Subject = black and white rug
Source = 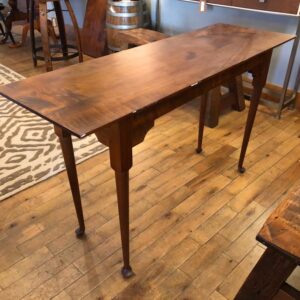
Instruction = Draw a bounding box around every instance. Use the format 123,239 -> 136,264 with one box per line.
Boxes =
0,64 -> 107,201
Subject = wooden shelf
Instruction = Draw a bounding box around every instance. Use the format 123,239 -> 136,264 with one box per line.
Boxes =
180,0 -> 300,16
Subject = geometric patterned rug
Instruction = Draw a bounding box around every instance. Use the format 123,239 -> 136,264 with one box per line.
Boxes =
0,64 -> 108,201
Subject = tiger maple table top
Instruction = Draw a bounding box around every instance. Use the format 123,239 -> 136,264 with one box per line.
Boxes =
257,185 -> 300,263
0,23 -> 294,137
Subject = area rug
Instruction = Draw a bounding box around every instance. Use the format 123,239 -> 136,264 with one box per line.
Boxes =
0,64 -> 108,201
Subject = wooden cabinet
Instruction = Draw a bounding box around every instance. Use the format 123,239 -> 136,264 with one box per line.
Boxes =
231,0 -> 300,15
207,0 -> 300,15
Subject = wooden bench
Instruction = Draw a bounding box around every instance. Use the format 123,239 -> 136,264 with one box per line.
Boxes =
235,186 -> 300,300
117,28 -> 245,128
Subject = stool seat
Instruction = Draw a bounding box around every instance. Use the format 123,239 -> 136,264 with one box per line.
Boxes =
117,28 -> 168,49
258,187 -> 300,263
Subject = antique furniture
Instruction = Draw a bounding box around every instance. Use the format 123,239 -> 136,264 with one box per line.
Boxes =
106,0 -> 149,52
0,3 -> 11,42
29,0 -> 83,72
0,0 -> 28,46
180,0 -> 300,118
235,185 -> 300,300
0,24 -> 293,278
117,27 -> 245,128
81,0 -> 107,58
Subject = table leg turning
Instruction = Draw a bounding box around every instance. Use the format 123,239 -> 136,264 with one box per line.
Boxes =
54,126 -> 86,237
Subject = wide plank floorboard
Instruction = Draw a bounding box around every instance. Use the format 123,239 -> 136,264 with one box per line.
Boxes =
0,35 -> 299,299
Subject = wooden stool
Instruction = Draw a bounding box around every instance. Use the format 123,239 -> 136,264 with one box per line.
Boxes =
118,28 -> 244,128
117,28 -> 167,50
0,0 -> 27,46
205,76 -> 245,128
235,186 -> 300,300
29,0 -> 83,72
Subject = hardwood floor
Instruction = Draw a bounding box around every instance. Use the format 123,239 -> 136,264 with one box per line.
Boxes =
0,34 -> 300,300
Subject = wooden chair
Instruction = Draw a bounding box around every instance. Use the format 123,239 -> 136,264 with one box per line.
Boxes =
117,28 -> 245,128
235,186 -> 300,300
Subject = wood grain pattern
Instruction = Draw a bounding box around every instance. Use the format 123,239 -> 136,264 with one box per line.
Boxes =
81,0 -> 107,57
257,185 -> 300,263
234,185 -> 300,300
0,23 -> 295,278
0,23 -> 294,137
0,42 -> 300,297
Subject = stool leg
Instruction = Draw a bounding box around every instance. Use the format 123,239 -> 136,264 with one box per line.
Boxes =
39,1 -> 52,71
53,0 -> 68,59
234,248 -> 297,300
0,22 -> 5,36
64,0 -> 83,63
29,0 -> 37,67
230,75 -> 245,112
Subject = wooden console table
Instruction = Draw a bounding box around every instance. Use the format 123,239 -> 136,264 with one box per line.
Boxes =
179,0 -> 300,118
0,24 -> 293,278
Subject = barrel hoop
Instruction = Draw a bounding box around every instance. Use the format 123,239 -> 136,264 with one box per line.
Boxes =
107,12 -> 138,18
108,0 -> 142,7
107,11 -> 147,17
106,23 -> 139,30
108,45 -> 121,52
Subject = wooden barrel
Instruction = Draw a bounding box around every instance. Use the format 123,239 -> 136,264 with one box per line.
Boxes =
106,0 -> 149,52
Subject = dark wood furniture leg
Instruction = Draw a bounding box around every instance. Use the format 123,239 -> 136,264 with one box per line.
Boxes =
53,0 -> 68,59
196,93 -> 208,153
39,0 -> 52,71
238,51 -> 272,173
0,21 -> 5,36
64,0 -> 83,63
230,75 -> 246,112
54,126 -> 85,238
234,248 -> 297,300
29,0 -> 37,67
96,119 -> 135,278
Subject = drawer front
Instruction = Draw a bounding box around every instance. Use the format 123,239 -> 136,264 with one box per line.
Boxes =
207,0 -> 232,5
231,0 -> 300,14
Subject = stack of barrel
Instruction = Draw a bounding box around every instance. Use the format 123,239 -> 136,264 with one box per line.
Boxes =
106,0 -> 149,52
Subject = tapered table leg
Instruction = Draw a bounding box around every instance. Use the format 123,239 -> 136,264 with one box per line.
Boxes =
54,126 -> 85,238
101,119 -> 134,278
238,52 -> 272,173
196,93 -> 208,153
115,170 -> 133,278
234,248 -> 297,300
